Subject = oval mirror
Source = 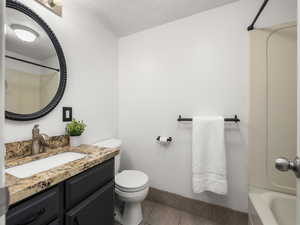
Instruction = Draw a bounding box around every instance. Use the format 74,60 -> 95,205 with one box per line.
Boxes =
5,0 -> 67,121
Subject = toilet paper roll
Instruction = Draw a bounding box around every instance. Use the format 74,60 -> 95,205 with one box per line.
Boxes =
156,136 -> 172,143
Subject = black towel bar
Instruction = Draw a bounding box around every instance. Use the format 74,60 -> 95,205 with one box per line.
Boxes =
177,115 -> 240,123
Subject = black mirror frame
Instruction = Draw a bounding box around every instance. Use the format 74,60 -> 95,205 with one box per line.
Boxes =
5,0 -> 67,121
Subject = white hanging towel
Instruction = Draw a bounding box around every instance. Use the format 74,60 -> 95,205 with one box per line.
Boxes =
192,116 -> 227,195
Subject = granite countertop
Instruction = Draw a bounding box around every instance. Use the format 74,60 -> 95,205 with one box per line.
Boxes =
5,144 -> 119,205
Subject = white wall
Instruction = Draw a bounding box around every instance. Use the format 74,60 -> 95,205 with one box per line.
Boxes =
118,0 -> 297,212
5,0 -> 118,144
0,0 -> 5,223
297,1 -> 300,224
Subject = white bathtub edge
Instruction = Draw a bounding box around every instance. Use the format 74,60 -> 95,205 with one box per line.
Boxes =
249,192 -> 279,225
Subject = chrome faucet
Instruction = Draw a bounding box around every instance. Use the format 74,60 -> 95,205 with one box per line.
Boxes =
32,125 -> 50,155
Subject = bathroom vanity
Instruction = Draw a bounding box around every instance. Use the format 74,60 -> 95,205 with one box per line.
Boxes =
2,0 -> 120,223
5,143 -> 119,225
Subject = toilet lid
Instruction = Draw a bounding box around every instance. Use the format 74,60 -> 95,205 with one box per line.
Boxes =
115,170 -> 149,192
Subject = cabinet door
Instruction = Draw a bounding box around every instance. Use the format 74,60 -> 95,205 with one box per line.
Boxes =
65,159 -> 114,210
48,219 -> 60,225
65,180 -> 114,225
7,186 -> 60,225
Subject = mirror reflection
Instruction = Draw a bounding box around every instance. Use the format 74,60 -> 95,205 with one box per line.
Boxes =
5,7 -> 60,115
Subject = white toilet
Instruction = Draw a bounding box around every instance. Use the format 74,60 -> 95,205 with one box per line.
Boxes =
94,139 -> 149,225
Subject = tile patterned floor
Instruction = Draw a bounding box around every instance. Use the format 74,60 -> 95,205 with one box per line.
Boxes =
115,200 -> 248,225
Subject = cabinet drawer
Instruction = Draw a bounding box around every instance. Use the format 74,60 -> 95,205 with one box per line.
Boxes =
65,158 -> 114,210
65,180 -> 114,225
7,186 -> 60,225
48,219 -> 60,225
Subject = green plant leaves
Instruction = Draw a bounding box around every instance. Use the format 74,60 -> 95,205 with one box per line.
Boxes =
66,119 -> 86,136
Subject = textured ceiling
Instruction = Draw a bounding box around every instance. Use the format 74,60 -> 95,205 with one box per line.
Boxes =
73,0 -> 239,37
6,7 -> 57,61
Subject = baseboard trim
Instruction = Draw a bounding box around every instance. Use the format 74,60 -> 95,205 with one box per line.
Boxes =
147,187 -> 248,224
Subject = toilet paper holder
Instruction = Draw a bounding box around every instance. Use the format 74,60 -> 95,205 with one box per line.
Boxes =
156,136 -> 172,143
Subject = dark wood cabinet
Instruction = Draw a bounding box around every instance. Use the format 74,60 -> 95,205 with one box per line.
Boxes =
7,186 -> 60,225
65,181 -> 114,225
7,159 -> 115,225
65,159 -> 114,210
48,219 -> 61,225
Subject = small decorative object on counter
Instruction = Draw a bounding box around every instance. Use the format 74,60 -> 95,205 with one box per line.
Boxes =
66,119 -> 86,147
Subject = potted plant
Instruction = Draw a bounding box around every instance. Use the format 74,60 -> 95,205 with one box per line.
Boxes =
66,119 -> 87,147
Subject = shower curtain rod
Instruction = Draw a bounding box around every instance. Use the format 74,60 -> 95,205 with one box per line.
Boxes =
5,55 -> 60,72
247,0 -> 269,31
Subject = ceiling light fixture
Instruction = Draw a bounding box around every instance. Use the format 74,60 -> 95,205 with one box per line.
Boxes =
10,24 -> 39,42
48,0 -> 59,7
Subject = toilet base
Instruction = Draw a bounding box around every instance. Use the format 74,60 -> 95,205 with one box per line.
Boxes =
115,187 -> 149,225
114,207 -> 123,224
115,202 -> 143,225
122,202 -> 143,225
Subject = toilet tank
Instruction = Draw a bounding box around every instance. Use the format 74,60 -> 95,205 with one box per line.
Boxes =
93,139 -> 122,174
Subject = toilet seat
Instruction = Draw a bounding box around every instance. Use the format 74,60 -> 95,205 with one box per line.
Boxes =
115,170 -> 149,192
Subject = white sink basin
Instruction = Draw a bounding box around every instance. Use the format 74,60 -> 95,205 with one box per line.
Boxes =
6,152 -> 87,178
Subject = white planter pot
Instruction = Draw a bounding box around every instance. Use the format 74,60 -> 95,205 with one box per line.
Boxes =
69,136 -> 81,147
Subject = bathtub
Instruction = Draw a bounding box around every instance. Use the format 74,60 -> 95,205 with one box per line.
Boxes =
249,191 -> 296,225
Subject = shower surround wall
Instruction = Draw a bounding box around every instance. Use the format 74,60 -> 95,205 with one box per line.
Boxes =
118,0 -> 296,212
